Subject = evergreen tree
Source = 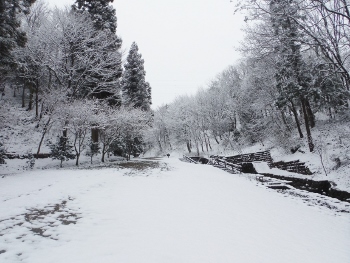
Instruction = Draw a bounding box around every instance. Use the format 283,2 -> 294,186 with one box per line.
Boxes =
72,0 -> 122,105
0,0 -> 36,78
109,135 -> 143,160
0,141 -> 6,164
72,0 -> 117,34
86,141 -> 100,164
25,152 -> 35,169
270,0 -> 314,152
122,42 -> 152,111
49,136 -> 75,168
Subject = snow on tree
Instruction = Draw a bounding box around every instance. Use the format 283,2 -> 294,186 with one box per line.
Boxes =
85,141 -> 100,164
72,0 -> 118,34
121,42 -> 152,111
268,0 -> 315,151
116,109 -> 150,160
146,104 -> 173,153
0,3 -> 145,163
36,9 -> 122,101
164,96 -> 196,154
72,0 -> 122,105
34,87 -> 69,156
25,151 -> 35,169
150,66 -> 242,155
234,0 -> 350,151
12,1 -> 50,116
0,0 -> 36,79
238,13 -> 308,143
97,105 -> 149,162
0,140 -> 6,164
66,99 -> 101,166
291,0 -> 350,90
49,135 -> 75,168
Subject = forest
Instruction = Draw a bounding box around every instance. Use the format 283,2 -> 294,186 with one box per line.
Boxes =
1,0 -> 350,173
0,0 -> 152,166
149,0 -> 350,166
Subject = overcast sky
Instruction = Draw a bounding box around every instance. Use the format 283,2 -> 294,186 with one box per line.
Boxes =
46,0 -> 245,108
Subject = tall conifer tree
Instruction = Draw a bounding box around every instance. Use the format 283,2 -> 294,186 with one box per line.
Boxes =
122,42 -> 152,111
73,0 -> 117,34
72,0 -> 122,105
270,0 -> 314,152
0,0 -> 35,78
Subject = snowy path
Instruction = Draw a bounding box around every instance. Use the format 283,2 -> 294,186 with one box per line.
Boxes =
0,158 -> 349,263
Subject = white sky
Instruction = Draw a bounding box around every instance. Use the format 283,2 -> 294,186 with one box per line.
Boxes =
46,0 -> 245,108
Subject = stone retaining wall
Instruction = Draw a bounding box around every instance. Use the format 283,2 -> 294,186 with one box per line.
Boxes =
270,160 -> 312,175
262,173 -> 350,202
225,151 -> 273,165
223,150 -> 312,175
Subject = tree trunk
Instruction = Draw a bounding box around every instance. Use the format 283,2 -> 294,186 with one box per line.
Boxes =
305,98 -> 315,128
39,101 -> 44,120
186,141 -> 191,153
233,114 -> 237,130
35,80 -> 39,118
36,117 -> 51,156
62,120 -> 68,138
37,135 -> 45,156
301,97 -> 314,152
195,139 -> 200,156
204,134 -> 209,152
200,137 -> 204,152
74,136 -> 79,166
214,136 -> 220,144
157,138 -> 163,152
165,128 -> 172,150
289,100 -> 303,138
28,83 -> 33,110
75,153 -> 80,166
101,144 -> 106,162
22,84 -> 25,108
168,140 -> 173,151
48,67 -> 52,90
206,134 -> 212,150
280,109 -> 291,132
328,107 -> 333,119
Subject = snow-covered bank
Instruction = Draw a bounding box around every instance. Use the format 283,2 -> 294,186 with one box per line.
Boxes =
0,158 -> 349,263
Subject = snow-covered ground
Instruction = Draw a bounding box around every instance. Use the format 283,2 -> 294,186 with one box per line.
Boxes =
0,157 -> 349,263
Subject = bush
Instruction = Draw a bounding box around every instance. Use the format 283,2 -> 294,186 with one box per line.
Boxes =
25,152 -> 35,169
49,136 -> 75,167
0,141 -> 6,165
86,142 -> 100,164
